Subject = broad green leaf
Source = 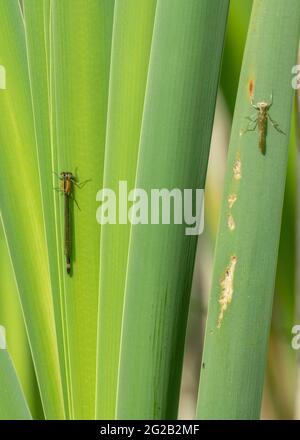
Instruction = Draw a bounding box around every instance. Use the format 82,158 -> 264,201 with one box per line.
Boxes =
117,0 -> 229,419
23,0 -> 70,416
197,0 -> 300,420
0,0 -> 65,419
96,0 -> 157,419
50,0 -> 114,419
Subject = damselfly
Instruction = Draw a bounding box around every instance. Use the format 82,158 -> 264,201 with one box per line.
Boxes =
241,93 -> 285,155
54,171 -> 89,275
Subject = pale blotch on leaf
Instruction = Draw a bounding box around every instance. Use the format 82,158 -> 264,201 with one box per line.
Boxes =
227,213 -> 236,231
228,194 -> 237,209
217,256 -> 237,328
233,156 -> 242,180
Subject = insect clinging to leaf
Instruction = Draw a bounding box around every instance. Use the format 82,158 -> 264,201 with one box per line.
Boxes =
240,93 -> 285,155
54,171 -> 90,275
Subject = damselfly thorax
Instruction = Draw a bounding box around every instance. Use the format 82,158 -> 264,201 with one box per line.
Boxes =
61,172 -> 73,196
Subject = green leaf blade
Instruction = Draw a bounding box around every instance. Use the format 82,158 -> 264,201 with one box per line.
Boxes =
0,345 -> 32,420
23,0 -> 70,416
117,0 -> 229,419
197,0 -> 300,420
96,0 -> 157,419
50,0 -> 114,419
0,0 -> 65,420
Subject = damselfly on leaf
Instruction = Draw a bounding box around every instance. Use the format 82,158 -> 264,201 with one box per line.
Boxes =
54,171 -> 89,275
240,93 -> 285,155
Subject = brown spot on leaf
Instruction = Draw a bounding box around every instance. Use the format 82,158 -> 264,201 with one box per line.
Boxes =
248,79 -> 254,99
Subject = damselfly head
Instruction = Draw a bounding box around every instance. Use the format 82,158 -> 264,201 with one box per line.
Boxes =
60,171 -> 73,180
257,102 -> 269,112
